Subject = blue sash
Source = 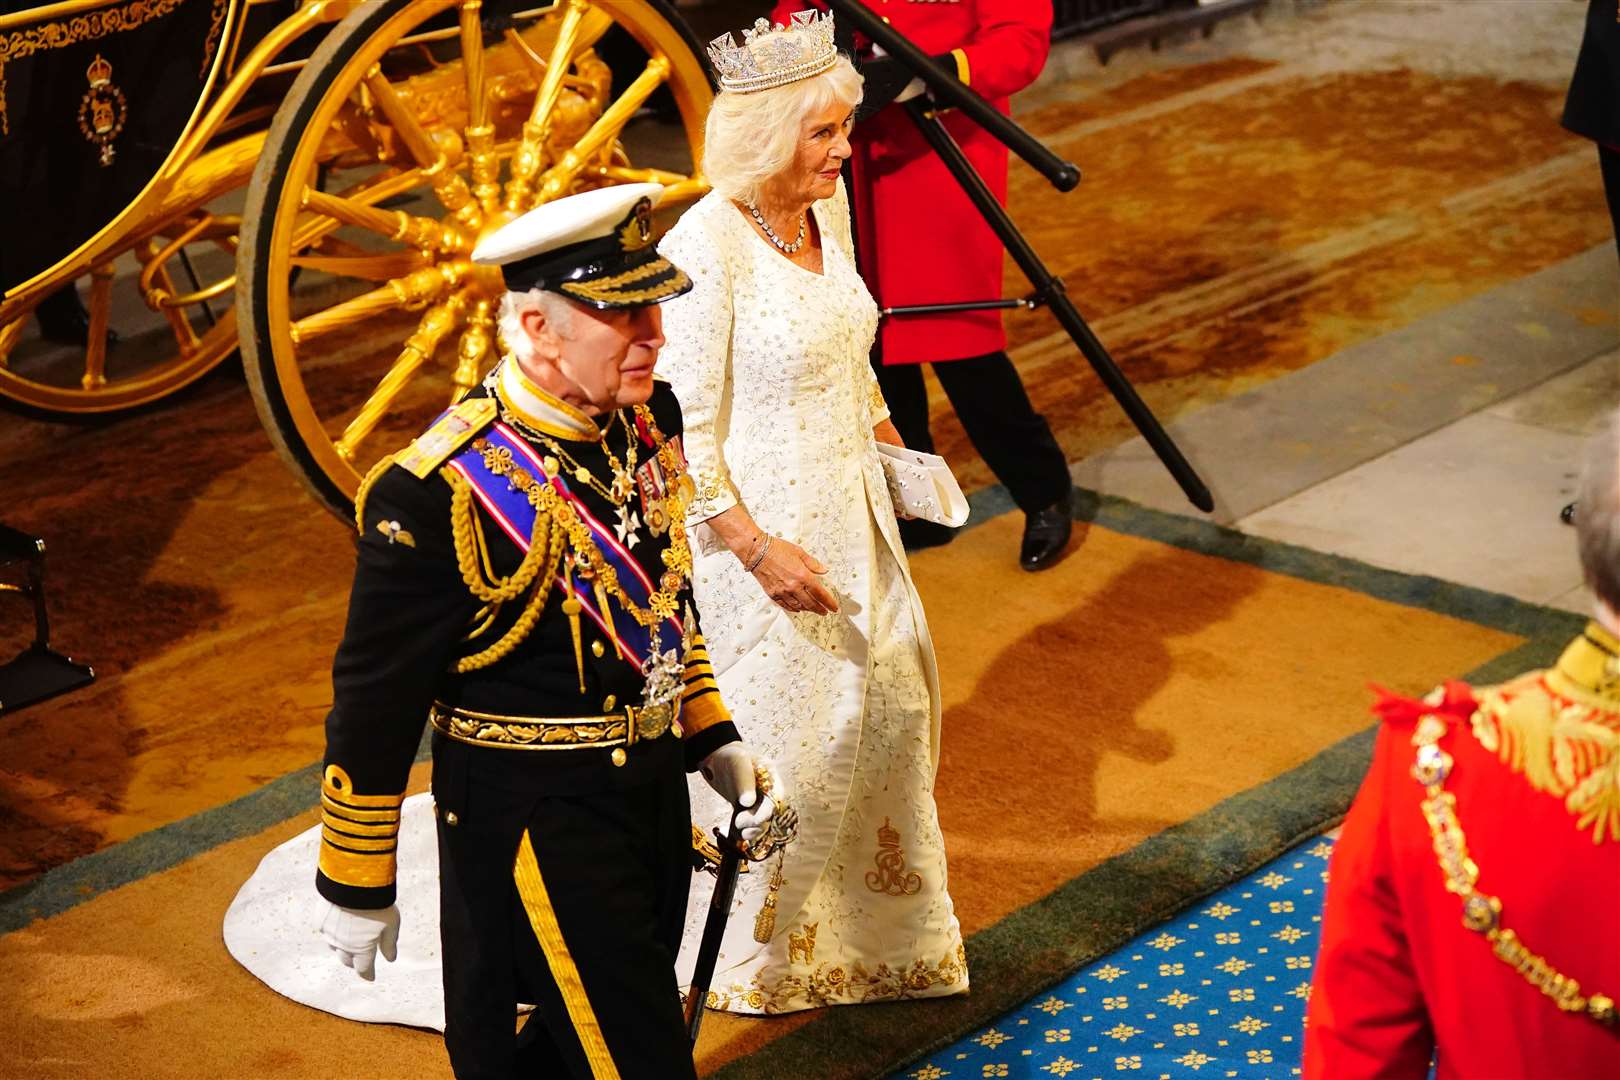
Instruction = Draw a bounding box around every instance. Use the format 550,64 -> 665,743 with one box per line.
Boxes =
446,421 -> 681,666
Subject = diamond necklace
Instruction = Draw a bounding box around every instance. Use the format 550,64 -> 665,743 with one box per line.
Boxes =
746,200 -> 807,254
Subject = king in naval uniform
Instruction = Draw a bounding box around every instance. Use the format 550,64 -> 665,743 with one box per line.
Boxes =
311,183 -> 781,1080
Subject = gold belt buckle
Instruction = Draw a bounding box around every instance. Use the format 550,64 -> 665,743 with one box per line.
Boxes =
632,701 -> 674,743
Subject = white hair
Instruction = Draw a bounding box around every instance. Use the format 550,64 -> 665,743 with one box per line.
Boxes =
702,55 -> 863,206
496,287 -> 576,361
1578,410 -> 1620,613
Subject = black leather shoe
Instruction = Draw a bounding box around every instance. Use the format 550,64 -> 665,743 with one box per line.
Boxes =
899,517 -> 957,551
1019,494 -> 1074,572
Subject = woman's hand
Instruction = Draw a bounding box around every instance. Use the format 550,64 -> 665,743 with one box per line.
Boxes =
752,536 -> 840,615
874,418 -> 905,448
704,505 -> 839,614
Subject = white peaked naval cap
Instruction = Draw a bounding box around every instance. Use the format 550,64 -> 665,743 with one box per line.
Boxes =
471,183 -> 691,309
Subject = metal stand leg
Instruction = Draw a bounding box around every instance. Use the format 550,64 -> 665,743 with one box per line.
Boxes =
901,100 -> 1214,513
0,524 -> 95,716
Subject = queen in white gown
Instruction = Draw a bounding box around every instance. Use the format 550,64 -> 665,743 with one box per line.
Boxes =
659,23 -> 966,1015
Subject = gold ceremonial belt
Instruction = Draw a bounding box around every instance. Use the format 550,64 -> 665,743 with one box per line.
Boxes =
429,700 -> 679,751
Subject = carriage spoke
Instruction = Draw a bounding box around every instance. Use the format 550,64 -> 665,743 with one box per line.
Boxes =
80,264 -> 116,391
335,292 -> 470,461
303,188 -> 468,256
290,251 -> 431,282
362,67 -> 481,231
592,163 -> 688,186
459,1 -> 503,216
535,56 -> 668,204
452,297 -> 497,400
291,262 -> 467,347
503,0 -> 588,214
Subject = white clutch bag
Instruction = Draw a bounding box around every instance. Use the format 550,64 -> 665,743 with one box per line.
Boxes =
876,444 -> 969,527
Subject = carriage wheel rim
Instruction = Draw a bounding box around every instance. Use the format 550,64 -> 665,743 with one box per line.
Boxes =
250,0 -> 712,516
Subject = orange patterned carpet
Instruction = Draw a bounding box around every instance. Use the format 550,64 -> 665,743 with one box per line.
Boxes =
925,61 -> 1610,491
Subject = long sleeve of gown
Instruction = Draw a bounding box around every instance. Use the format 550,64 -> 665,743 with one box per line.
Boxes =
657,215 -> 740,523
824,180 -> 892,429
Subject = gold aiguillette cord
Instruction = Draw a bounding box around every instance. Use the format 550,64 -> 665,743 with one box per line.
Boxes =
562,562 -> 586,693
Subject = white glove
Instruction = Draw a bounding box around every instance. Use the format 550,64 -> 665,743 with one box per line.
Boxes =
318,899 -> 400,981
895,76 -> 927,103
699,742 -> 780,844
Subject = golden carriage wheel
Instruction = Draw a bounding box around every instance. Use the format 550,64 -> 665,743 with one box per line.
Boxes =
239,0 -> 712,520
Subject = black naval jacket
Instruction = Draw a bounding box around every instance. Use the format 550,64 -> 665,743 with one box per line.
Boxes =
1566,0 -> 1620,148
315,379 -> 739,910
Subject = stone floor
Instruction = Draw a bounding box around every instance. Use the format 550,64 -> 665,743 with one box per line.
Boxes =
1044,0 -> 1618,617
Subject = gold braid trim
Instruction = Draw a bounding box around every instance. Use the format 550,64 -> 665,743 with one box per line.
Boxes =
353,454 -> 397,535
445,468 -> 556,603
1411,715 -> 1617,1030
471,414 -> 694,631
453,503 -> 569,673
1468,631 -> 1620,844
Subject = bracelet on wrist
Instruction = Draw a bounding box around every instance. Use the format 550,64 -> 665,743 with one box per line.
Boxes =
745,534 -> 772,573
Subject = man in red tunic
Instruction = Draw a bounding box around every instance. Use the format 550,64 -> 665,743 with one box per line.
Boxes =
1303,416 -> 1620,1077
771,0 -> 1074,570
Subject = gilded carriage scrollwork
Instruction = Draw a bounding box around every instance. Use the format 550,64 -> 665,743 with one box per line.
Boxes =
1,0 -> 714,512
0,0 -> 211,134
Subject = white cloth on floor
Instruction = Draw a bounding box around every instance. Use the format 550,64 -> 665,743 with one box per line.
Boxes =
224,793 -> 447,1031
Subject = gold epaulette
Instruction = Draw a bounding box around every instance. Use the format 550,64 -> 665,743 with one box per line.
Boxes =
1469,624 -> 1620,846
395,397 -> 499,479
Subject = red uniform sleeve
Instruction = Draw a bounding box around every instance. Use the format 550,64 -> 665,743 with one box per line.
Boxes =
1303,721 -> 1436,1078
955,0 -> 1051,100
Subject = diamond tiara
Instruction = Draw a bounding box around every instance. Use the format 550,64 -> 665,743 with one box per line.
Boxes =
707,10 -> 837,94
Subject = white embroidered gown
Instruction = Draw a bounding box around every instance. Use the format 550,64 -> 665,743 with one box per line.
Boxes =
658,179 -> 968,1014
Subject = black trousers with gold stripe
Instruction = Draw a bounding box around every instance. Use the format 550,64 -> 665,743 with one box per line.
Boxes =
433,734 -> 697,1080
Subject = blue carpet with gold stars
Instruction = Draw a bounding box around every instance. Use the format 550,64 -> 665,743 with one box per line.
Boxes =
891,835 -> 1335,1080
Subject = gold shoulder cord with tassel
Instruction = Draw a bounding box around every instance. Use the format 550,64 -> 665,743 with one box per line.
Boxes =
442,468 -> 568,673
353,453 -> 397,535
